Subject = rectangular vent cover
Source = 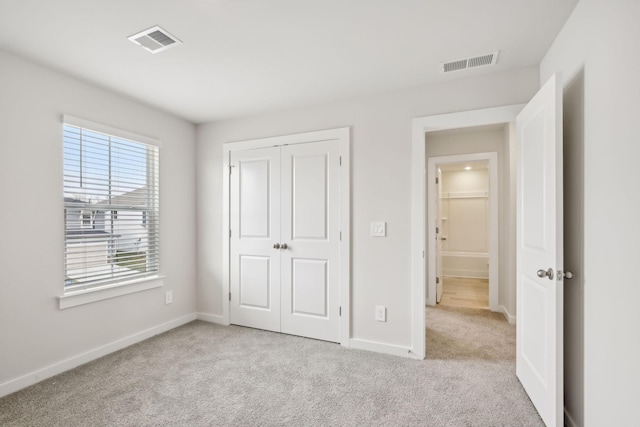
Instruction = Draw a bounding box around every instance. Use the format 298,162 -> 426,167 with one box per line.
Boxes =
441,51 -> 499,73
128,26 -> 181,54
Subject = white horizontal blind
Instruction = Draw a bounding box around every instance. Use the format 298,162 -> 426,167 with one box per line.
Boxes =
63,122 -> 159,291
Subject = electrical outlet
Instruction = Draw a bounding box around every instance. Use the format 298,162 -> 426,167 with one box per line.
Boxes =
375,305 -> 386,322
165,291 -> 173,305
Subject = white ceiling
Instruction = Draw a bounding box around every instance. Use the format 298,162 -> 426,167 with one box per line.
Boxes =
0,0 -> 577,124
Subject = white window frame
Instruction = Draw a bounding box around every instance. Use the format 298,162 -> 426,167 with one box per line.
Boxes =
59,115 -> 163,309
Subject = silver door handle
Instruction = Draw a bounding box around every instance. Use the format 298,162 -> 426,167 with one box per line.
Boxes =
537,268 -> 554,280
558,270 -> 574,280
281,243 -> 288,249
273,243 -> 281,249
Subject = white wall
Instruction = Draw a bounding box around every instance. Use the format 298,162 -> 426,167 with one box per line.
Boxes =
0,51 -> 197,392
425,126 -> 514,316
441,168 -> 489,278
197,67 -> 538,348
540,0 -> 640,425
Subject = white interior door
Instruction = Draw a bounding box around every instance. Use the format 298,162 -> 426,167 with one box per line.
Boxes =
230,147 -> 281,332
280,140 -> 341,342
435,168 -> 444,303
516,73 -> 564,427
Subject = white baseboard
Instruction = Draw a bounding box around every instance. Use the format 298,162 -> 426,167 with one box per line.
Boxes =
196,312 -> 228,325
349,338 -> 415,359
442,272 -> 489,279
0,313 -> 196,398
564,407 -> 578,427
499,305 -> 516,324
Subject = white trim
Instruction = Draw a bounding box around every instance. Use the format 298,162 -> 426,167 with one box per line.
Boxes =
222,147 -> 231,326
442,272 -> 489,279
411,104 -> 525,359
440,191 -> 488,199
427,152 -> 498,310
223,127 -> 351,347
499,305 -> 516,324
0,313 -> 196,398
349,338 -> 414,359
339,128 -> 351,348
441,251 -> 489,258
62,114 -> 161,148
59,276 -> 164,309
196,312 -> 228,325
223,127 -> 349,151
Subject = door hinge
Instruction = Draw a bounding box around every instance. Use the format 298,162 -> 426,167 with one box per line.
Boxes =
229,292 -> 231,301
436,226 -> 439,234
339,231 -> 342,241
229,164 -> 235,175
339,156 -> 342,166
339,306 -> 342,316
436,177 -> 439,184
229,229 -> 232,238
436,277 -> 440,284
422,251 -> 425,258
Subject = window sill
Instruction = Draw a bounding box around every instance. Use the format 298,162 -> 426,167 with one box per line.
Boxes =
58,276 -> 165,309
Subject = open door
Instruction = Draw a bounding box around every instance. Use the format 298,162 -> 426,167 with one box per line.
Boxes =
516,73 -> 564,427
435,168 -> 443,303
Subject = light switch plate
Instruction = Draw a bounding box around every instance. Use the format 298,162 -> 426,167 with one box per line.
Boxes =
375,305 -> 386,322
370,221 -> 386,237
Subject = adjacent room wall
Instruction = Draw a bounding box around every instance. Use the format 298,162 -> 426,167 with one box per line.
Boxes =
0,50 -> 197,393
196,67 -> 538,349
540,0 -> 640,425
440,168 -> 489,279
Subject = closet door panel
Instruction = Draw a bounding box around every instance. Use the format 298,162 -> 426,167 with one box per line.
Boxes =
229,147 -> 281,332
280,141 -> 341,343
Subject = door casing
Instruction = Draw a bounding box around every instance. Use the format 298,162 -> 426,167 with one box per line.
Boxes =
222,127 -> 351,347
411,105 -> 525,359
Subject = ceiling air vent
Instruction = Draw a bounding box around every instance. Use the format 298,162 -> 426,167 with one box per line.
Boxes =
441,51 -> 499,73
128,26 -> 182,54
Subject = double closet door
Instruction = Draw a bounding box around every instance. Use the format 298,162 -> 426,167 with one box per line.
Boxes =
229,140 -> 341,343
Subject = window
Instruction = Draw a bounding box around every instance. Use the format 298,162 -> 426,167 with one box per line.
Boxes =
63,116 -> 160,292
81,210 -> 94,229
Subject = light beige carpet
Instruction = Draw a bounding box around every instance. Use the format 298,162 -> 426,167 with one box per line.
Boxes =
0,306 -> 543,426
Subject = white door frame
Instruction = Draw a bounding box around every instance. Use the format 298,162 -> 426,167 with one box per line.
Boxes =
427,152 -> 498,310
411,105 -> 524,359
222,127 -> 351,348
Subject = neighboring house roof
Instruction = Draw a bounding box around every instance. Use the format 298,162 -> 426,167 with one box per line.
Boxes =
64,197 -> 85,204
96,186 -> 151,208
65,187 -> 151,209
66,229 -> 120,240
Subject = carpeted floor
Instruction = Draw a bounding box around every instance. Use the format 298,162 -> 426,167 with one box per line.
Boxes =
0,306 -> 543,426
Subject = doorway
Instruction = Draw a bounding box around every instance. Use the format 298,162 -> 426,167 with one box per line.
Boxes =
427,152 -> 498,312
410,104 -> 524,359
413,76 -> 565,426
436,159 -> 491,309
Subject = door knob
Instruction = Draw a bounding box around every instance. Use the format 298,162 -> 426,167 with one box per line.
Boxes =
281,243 -> 288,249
558,270 -> 574,280
273,243 -> 281,249
536,268 -> 554,280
